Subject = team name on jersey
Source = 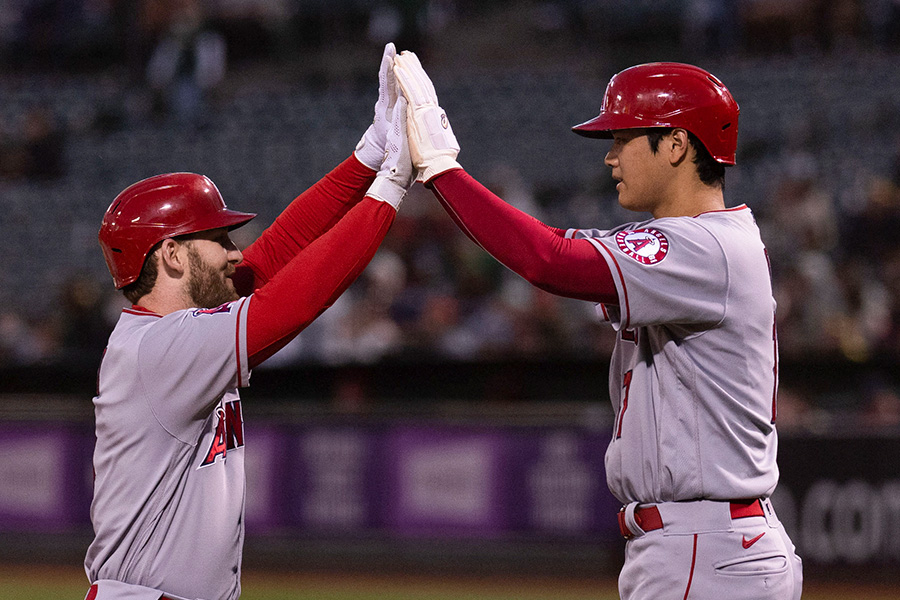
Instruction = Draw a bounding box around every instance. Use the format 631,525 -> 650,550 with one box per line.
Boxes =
200,400 -> 244,467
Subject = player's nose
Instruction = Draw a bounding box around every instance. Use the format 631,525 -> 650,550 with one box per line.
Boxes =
605,147 -> 618,168
223,236 -> 243,263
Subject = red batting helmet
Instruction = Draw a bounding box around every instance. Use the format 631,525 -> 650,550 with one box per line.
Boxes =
98,173 -> 256,289
572,62 -> 740,165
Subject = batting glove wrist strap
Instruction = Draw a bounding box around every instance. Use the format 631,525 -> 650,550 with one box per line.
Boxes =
366,176 -> 406,211
354,42 -> 398,171
422,156 -> 462,184
393,51 -> 460,183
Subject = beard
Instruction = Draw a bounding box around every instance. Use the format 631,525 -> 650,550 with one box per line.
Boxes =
186,245 -> 239,308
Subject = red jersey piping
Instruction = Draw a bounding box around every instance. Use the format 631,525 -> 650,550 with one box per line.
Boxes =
124,306 -> 161,317
693,204 -> 748,217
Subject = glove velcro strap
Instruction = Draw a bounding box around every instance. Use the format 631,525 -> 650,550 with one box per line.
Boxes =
366,176 -> 406,210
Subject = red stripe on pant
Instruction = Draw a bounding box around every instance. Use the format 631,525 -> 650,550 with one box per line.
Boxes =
682,534 -> 699,600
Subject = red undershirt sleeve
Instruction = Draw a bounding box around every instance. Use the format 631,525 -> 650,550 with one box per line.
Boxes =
232,154 -> 376,294
245,196 -> 394,368
428,169 -> 618,304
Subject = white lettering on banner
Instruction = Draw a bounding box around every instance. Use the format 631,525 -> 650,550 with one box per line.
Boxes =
402,440 -> 491,524
527,432 -> 595,532
835,481 -> 882,563
300,429 -> 367,528
0,435 -> 63,518
798,479 -> 900,564
800,480 -> 839,562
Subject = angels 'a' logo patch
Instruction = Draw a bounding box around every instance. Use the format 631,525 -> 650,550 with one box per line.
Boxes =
615,228 -> 669,264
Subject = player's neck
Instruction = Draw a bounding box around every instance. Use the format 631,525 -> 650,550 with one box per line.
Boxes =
136,281 -> 194,316
651,180 -> 724,219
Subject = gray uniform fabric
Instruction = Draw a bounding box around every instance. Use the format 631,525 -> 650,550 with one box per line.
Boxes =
85,297 -> 252,600
568,206 -> 779,504
569,206 -> 801,600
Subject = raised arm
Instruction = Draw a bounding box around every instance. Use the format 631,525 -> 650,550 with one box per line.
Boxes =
233,156 -> 376,293
429,169 -> 616,303
394,51 -> 616,304
245,93 -> 415,367
243,49 -> 417,368
233,43 -> 399,294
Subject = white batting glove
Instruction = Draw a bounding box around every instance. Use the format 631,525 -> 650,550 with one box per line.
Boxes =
393,50 -> 461,183
354,42 -> 398,171
365,95 -> 416,210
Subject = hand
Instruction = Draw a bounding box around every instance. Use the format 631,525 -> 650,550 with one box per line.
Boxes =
365,95 -> 416,210
393,50 -> 461,183
354,42 -> 398,171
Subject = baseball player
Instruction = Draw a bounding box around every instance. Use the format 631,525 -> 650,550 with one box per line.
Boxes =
393,53 -> 803,599
84,43 -> 415,600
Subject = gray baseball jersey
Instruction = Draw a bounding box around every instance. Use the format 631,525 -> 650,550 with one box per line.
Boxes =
567,206 -> 779,504
85,297 -> 252,600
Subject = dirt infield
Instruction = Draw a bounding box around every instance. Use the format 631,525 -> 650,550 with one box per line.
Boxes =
2,563 -> 900,599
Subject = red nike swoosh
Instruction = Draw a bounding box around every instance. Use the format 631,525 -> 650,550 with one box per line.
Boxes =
742,532 -> 765,549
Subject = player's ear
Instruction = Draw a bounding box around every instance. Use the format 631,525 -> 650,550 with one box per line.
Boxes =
668,129 -> 690,165
158,238 -> 188,275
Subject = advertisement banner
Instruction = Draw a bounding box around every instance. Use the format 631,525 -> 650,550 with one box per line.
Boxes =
0,422 -> 93,531
6,412 -> 899,572
382,425 -> 507,536
284,424 -> 383,532
773,435 -> 900,566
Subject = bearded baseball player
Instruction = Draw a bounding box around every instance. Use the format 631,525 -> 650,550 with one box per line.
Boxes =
84,43 -> 415,600
393,53 -> 803,599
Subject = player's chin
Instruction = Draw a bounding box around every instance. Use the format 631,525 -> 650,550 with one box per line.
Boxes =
223,281 -> 240,303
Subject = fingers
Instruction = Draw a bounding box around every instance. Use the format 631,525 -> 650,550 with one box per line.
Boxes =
392,95 -> 408,132
379,42 -> 396,79
377,43 -> 398,118
378,44 -> 392,93
383,43 -> 397,106
394,51 -> 434,107
401,51 -> 438,100
386,95 -> 407,157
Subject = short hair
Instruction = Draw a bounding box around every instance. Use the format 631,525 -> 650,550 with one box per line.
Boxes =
122,241 -> 162,304
646,128 -> 726,189
121,232 -> 211,304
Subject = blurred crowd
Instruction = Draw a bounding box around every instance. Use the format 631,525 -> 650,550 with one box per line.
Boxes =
2,0 -> 900,427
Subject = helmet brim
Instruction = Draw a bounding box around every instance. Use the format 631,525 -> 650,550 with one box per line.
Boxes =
196,209 -> 257,234
571,112 -> 673,139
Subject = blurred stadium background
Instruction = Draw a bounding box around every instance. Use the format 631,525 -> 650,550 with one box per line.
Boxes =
2,0 -> 900,597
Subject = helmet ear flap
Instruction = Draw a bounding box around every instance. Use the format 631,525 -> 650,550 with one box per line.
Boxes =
572,62 -> 739,165
98,173 -> 256,289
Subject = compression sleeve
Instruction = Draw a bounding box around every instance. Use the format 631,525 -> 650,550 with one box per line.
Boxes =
233,154 -> 376,294
245,196 -> 394,368
429,169 -> 618,303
